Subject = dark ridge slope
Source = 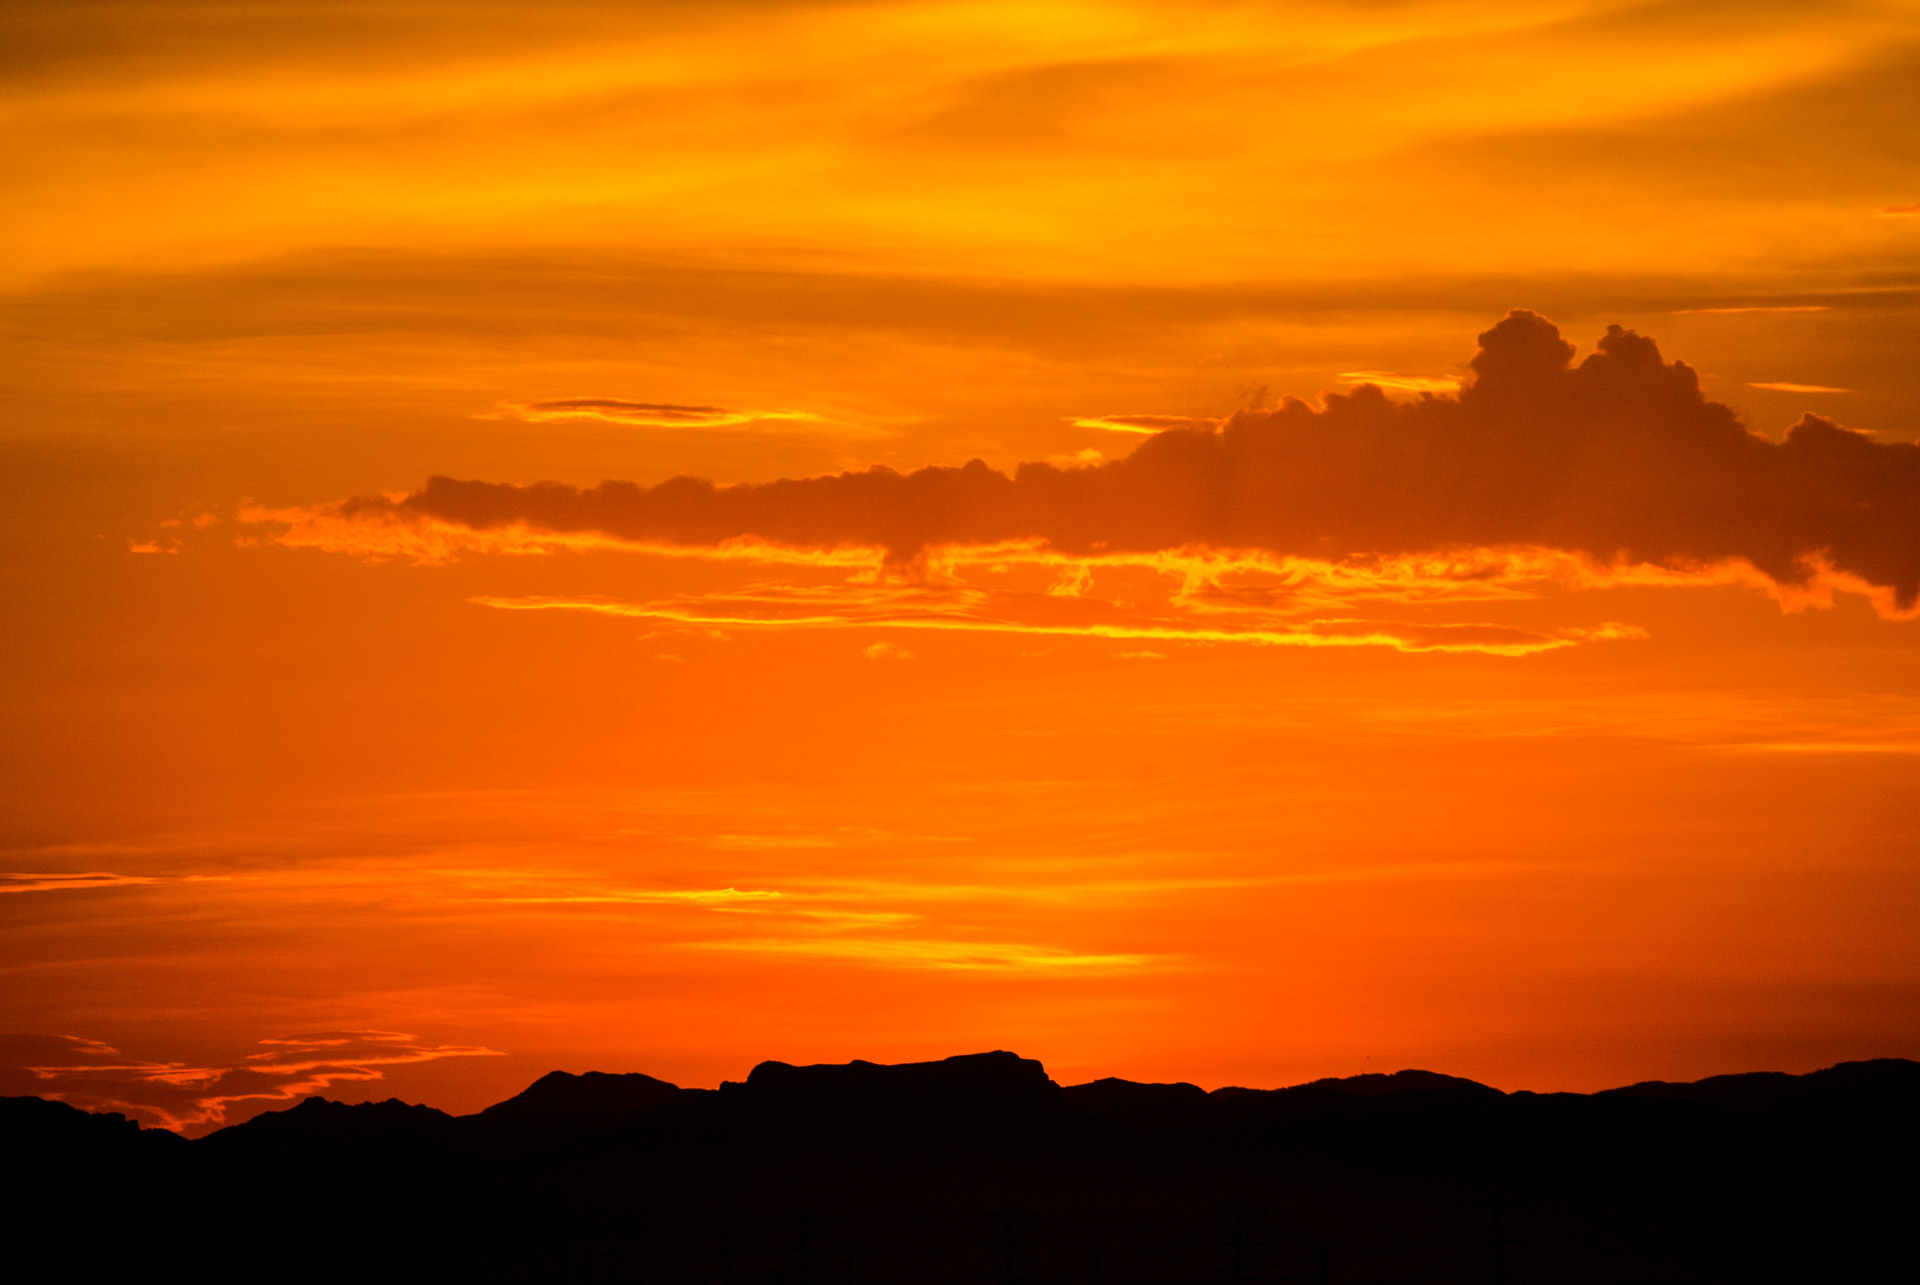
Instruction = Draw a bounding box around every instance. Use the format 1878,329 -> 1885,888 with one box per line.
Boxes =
1602,1056 -> 1920,1113
200,1093 -> 455,1155
469,1068 -> 681,1144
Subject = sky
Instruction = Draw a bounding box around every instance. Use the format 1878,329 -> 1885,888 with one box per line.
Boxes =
3,0 -> 1918,1136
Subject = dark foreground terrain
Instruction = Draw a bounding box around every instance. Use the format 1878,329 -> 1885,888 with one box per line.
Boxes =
8,1053 -> 1917,1283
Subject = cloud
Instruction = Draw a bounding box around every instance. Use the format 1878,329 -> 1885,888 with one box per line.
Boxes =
1336,371 -> 1462,393
0,1031 -> 501,1135
1070,414 -> 1221,435
694,936 -> 1152,972
486,885 -> 780,906
1,872 -> 158,894
251,312 -> 1920,614
468,584 -> 1606,657
1672,305 -> 1830,314
1749,381 -> 1849,394
492,399 -> 821,429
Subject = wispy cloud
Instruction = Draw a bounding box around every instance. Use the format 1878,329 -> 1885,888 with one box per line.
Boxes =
489,399 -> 821,429
1335,371 -> 1461,393
1715,739 -> 1920,755
486,886 -> 781,906
1749,381 -> 1850,393
0,872 -> 159,894
4,1031 -> 501,1134
1068,414 -> 1220,434
695,936 -> 1152,972
468,585 -> 1611,657
1672,305 -> 1831,314
242,502 -> 883,569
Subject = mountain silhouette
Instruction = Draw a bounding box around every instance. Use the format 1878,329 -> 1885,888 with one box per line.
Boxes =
7,1052 -> 1916,1283
469,1068 -> 682,1144
202,1092 -> 456,1156
1601,1056 -> 1920,1113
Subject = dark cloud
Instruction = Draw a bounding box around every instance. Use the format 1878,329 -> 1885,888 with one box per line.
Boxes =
345,312 -> 1920,608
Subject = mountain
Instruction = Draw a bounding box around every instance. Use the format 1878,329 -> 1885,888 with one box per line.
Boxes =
6,1054 -> 1916,1284
2,1091 -> 188,1152
1601,1056 -> 1920,1113
469,1068 -> 681,1144
5,1095 -> 195,1280
201,1093 -> 456,1155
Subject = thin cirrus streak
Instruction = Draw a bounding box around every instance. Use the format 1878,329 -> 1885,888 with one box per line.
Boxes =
695,937 -> 1153,972
1750,381 -> 1851,394
1336,371 -> 1463,393
1724,740 -> 1920,754
148,856 -> 1164,982
467,587 -> 1633,657
11,1032 -> 502,1133
488,399 -> 824,429
1068,414 -> 1223,435
240,504 -> 882,569
484,887 -> 783,906
2,872 -> 158,894
1672,305 -> 1832,314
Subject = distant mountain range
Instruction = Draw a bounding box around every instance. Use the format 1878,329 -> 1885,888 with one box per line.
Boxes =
9,1053 -> 1917,1283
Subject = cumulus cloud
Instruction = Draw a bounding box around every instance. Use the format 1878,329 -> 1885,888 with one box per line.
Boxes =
301,312 -> 1919,614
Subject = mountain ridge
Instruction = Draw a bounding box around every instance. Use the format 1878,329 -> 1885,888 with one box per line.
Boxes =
162,1051 -> 1920,1152
7,1051 -> 1916,1283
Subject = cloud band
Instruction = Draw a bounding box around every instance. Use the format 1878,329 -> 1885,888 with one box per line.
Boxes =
286,313 -> 1920,612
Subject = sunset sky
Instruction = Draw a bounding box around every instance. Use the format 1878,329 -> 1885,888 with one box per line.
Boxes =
4,0 -> 1919,1135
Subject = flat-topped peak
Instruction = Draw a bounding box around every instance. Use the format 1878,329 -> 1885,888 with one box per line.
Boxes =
741,1049 -> 1052,1091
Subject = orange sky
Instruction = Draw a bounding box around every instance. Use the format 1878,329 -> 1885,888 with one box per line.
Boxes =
3,0 -> 1919,1135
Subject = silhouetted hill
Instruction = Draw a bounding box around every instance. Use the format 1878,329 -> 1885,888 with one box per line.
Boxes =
1060,1076 -> 1209,1134
677,1050 -> 1072,1151
7,1054 -> 1916,1284
734,1049 -> 1054,1112
4,1095 -> 196,1280
469,1068 -> 681,1144
200,1092 -> 455,1155
1602,1056 -> 1920,1113
2,1092 -> 189,1154
1283,1067 -> 1497,1097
